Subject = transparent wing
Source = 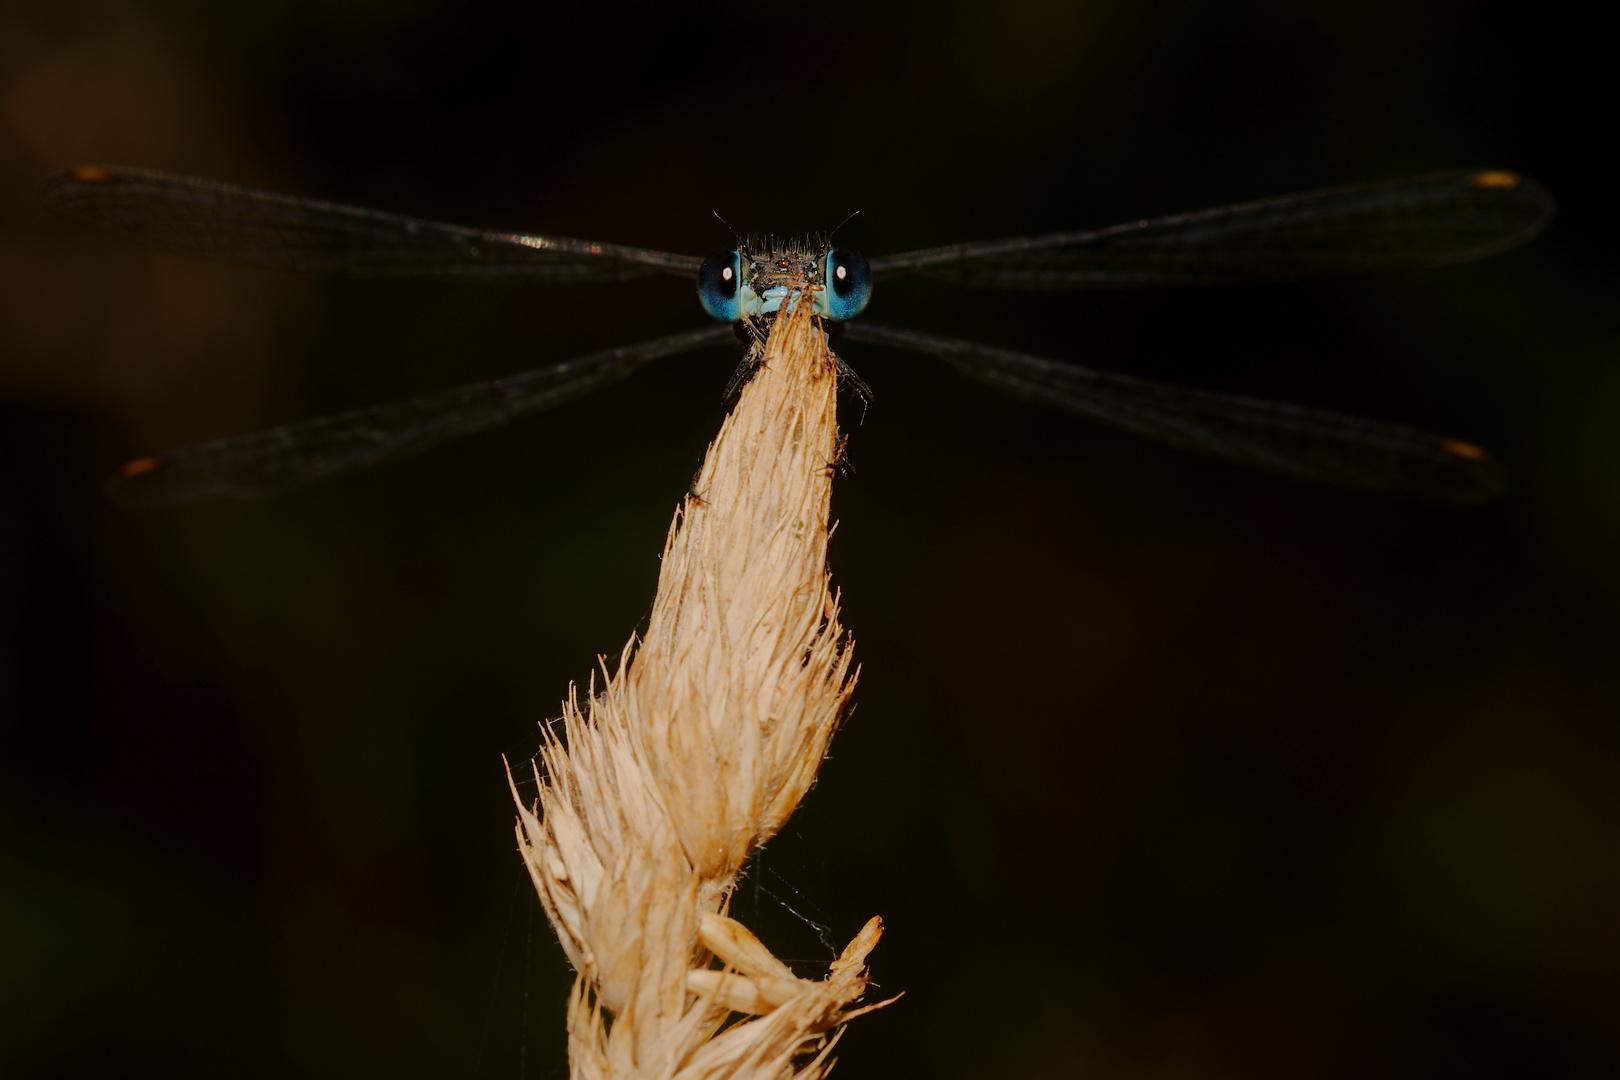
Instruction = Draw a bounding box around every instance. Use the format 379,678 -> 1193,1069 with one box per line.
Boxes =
870,171 -> 1554,288
108,325 -> 736,507
43,165 -> 702,281
844,322 -> 1507,503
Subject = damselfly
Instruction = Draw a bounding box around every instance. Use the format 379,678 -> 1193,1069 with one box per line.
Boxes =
41,166 -> 1553,507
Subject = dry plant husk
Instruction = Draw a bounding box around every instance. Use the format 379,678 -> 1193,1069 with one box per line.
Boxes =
511,294 -> 887,1080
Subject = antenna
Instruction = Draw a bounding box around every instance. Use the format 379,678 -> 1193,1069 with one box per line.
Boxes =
711,209 -> 743,249
823,209 -> 861,254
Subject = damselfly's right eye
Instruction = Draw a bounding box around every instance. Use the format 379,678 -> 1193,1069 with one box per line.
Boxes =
697,250 -> 742,322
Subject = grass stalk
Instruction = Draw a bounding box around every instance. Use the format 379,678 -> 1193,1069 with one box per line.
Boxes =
511,294 -> 887,1079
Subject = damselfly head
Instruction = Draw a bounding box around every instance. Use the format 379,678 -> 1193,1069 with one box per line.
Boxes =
696,237 -> 871,323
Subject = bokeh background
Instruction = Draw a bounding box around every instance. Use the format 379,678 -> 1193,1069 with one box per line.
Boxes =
2,1 -> 1615,1077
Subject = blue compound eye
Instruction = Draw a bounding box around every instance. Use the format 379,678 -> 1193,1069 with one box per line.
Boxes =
823,248 -> 871,320
697,250 -> 742,322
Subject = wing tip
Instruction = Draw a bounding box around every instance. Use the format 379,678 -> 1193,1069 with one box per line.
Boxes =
103,459 -> 162,509
1439,438 -> 1489,462
1467,168 -> 1558,230
1434,439 -> 1511,505
103,454 -> 206,510
1467,170 -> 1523,190
68,165 -> 118,183
117,454 -> 164,478
41,164 -> 121,202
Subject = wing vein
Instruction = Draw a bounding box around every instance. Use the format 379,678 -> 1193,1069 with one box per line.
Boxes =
107,324 -> 736,507
843,321 -> 1507,502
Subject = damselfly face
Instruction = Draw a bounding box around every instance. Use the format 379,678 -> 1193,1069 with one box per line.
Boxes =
40,164 -> 1555,507
697,243 -> 872,322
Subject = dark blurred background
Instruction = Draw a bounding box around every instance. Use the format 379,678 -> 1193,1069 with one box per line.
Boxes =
2,1 -> 1615,1077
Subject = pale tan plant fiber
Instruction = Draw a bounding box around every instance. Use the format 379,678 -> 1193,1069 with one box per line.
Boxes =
511,294 -> 888,1080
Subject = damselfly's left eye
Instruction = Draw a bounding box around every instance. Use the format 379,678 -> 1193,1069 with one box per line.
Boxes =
697,250 -> 742,322
822,249 -> 871,320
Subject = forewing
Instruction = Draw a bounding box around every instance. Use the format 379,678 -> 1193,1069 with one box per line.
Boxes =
107,325 -> 736,507
844,322 -> 1506,503
43,165 -> 701,280
870,171 -> 1554,288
